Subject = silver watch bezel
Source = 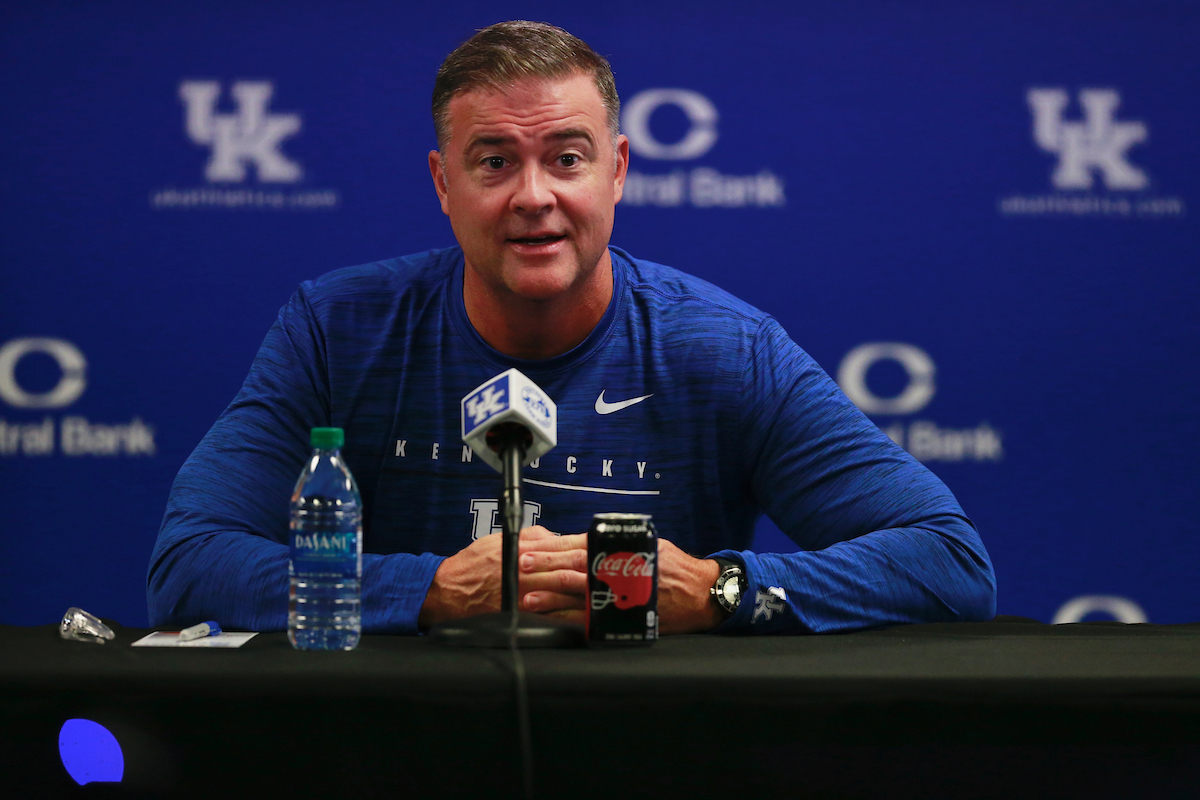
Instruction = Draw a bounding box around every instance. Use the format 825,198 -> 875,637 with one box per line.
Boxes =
711,565 -> 745,613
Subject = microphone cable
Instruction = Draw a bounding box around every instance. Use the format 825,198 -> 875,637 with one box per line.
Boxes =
509,607 -> 535,800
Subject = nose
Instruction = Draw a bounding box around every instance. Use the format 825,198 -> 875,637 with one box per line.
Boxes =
510,164 -> 555,214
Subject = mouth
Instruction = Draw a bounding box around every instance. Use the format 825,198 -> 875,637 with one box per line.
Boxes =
507,233 -> 567,246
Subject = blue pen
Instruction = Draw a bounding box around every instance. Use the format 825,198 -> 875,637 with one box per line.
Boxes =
178,621 -> 222,642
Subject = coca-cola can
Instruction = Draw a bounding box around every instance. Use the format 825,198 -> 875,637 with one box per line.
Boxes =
587,513 -> 658,645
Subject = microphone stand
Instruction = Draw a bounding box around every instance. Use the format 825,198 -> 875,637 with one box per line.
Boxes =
430,425 -> 585,648
500,439 -> 522,615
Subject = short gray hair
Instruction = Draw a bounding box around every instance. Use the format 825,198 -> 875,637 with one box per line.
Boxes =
432,21 -> 620,151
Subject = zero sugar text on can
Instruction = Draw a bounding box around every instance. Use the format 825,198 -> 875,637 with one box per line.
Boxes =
587,513 -> 658,645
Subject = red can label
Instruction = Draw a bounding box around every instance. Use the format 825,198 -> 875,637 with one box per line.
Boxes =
588,513 -> 658,644
591,551 -> 656,609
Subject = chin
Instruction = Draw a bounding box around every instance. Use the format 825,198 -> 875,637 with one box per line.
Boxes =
503,263 -> 583,301
507,277 -> 578,303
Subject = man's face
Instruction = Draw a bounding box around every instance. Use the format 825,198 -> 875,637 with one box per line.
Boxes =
430,73 -> 628,306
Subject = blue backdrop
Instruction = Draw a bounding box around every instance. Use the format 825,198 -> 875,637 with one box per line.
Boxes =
2,0 -> 1196,627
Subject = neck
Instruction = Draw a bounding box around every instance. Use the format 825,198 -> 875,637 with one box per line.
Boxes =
463,252 -> 614,360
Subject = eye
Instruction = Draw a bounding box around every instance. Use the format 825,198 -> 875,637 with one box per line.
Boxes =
558,153 -> 580,167
483,156 -> 506,170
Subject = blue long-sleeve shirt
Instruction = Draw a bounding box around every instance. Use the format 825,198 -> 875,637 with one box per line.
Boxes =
148,246 -> 995,634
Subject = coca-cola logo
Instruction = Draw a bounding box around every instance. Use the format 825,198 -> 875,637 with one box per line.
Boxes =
592,551 -> 655,609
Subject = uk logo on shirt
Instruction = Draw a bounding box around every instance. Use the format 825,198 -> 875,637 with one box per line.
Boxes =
752,587 -> 786,623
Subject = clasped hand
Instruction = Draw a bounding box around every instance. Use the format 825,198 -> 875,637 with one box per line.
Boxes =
419,526 -> 723,634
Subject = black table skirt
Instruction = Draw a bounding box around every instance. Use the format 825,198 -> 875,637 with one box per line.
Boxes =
4,618 -> 1199,799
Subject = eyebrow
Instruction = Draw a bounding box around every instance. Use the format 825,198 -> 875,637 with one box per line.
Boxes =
464,128 -> 596,154
465,135 -> 513,151
548,129 -> 595,146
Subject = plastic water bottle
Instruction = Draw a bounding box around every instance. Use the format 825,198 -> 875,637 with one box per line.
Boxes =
288,427 -> 362,650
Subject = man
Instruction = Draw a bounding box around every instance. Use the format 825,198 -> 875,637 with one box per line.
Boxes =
148,21 -> 995,635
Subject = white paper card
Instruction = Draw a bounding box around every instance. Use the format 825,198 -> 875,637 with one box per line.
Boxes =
131,631 -> 259,648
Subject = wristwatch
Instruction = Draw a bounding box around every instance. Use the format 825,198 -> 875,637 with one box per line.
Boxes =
710,558 -> 747,616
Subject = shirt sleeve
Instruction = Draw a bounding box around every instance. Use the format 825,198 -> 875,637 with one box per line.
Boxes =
712,319 -> 996,634
146,286 -> 444,634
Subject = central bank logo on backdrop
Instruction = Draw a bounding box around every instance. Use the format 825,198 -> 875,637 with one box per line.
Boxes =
150,80 -> 340,211
998,87 -> 1184,218
620,88 -> 785,209
0,338 -> 156,457
837,343 -> 1001,463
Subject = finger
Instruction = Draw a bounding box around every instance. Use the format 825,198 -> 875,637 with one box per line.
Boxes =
521,590 -> 586,613
521,568 -> 589,596
520,531 -> 586,553
519,525 -> 560,540
519,549 -> 588,574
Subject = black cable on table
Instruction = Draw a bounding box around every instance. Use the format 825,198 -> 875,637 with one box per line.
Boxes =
510,607 -> 534,800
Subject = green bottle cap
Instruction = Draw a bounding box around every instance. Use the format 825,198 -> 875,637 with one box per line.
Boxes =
310,427 -> 344,449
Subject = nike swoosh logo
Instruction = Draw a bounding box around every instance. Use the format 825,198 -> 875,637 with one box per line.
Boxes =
595,390 -> 653,415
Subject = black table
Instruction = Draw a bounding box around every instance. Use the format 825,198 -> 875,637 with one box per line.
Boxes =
3,618 -> 1199,798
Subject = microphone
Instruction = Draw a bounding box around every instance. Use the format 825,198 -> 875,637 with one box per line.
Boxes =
462,369 -> 557,612
432,369 -> 582,648
461,368 -> 557,472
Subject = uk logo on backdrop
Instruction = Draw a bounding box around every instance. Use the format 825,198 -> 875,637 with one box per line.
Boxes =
998,87 -> 1185,218
836,342 -> 1002,463
150,80 -> 340,211
181,80 -> 302,183
0,337 -> 157,458
619,88 -> 785,209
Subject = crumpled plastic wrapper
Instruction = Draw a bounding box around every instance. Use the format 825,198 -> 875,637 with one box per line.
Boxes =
60,607 -> 116,644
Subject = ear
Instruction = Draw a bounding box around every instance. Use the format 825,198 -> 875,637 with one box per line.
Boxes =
612,134 -> 630,205
429,150 -> 450,216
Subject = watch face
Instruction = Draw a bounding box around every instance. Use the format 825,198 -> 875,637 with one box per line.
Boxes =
720,581 -> 740,606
